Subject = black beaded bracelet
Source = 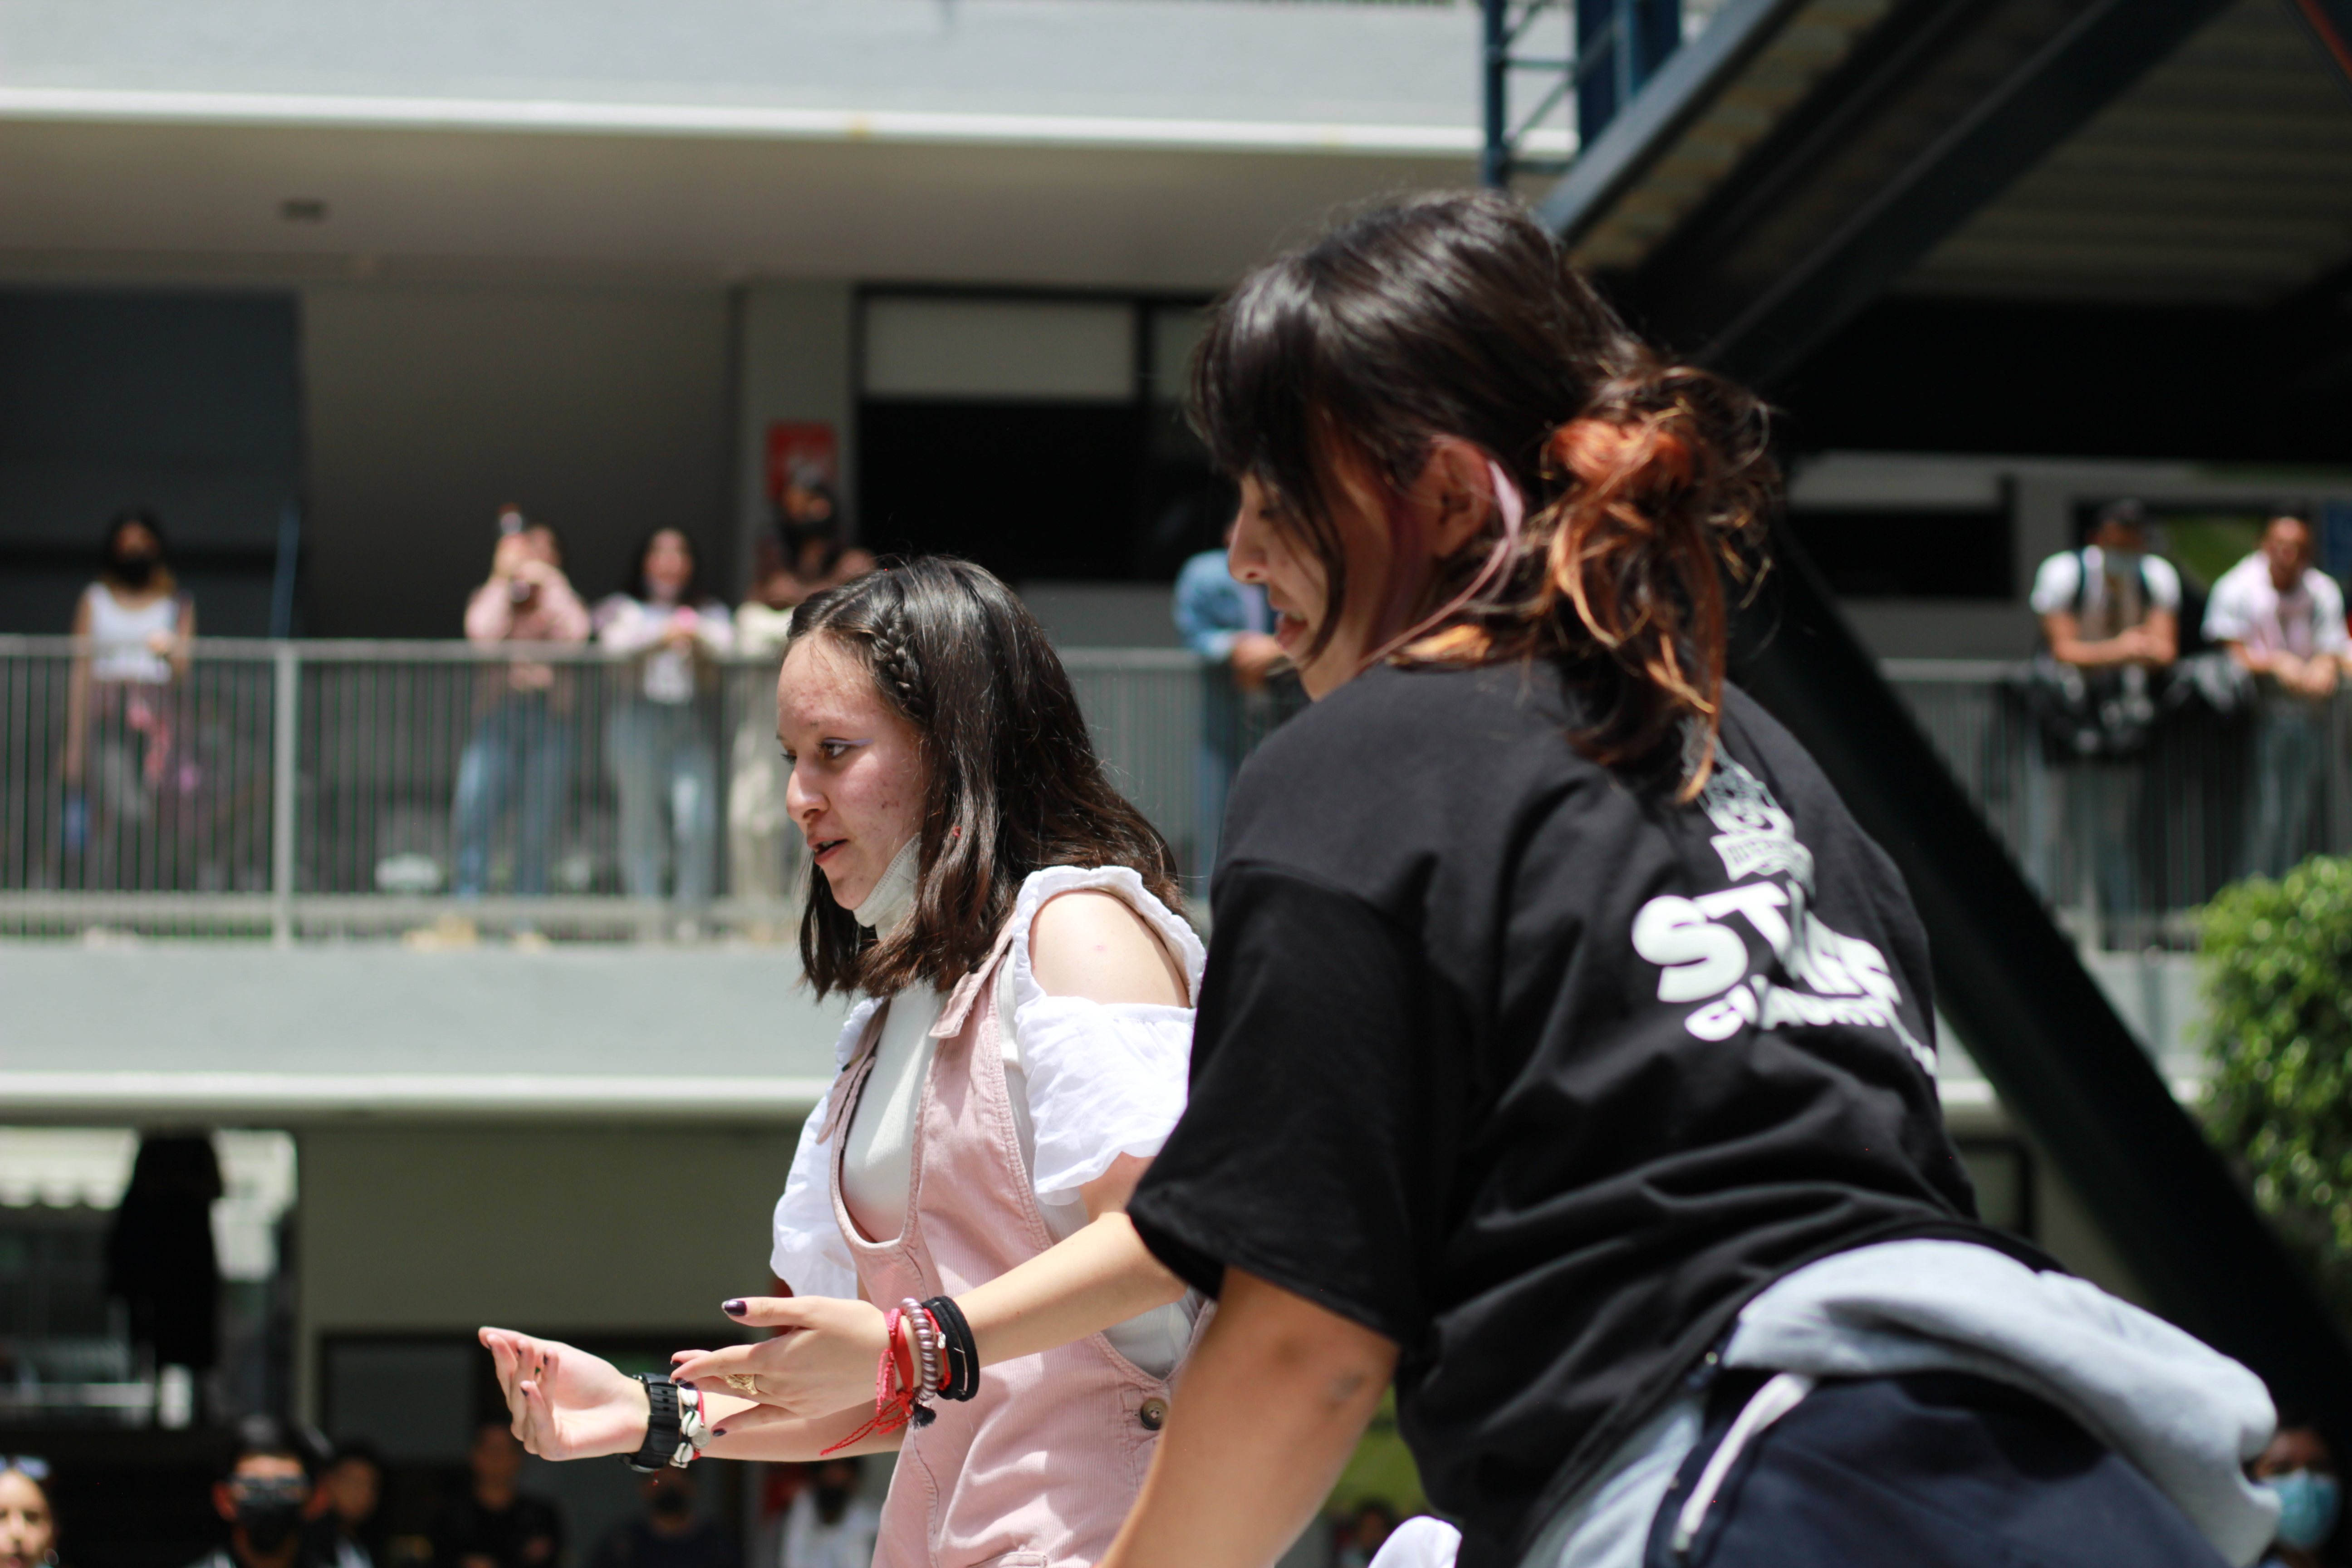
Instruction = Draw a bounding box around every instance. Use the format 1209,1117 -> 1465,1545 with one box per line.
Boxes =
922,1295 -> 980,1401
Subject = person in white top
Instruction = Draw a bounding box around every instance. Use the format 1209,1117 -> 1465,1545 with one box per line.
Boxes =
2022,499 -> 2179,936
2029,501 -> 2182,674
595,529 -> 736,917
2204,510 -> 2350,877
64,509 -> 197,871
481,559 -> 1199,1568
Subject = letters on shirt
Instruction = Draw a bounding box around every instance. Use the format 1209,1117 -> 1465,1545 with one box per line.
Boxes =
1630,751 -> 1935,1073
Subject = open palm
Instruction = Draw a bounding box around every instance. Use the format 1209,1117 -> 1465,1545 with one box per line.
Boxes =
480,1327 -> 649,1461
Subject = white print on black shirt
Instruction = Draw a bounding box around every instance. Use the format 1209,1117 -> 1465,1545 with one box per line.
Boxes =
1631,752 -> 1935,1073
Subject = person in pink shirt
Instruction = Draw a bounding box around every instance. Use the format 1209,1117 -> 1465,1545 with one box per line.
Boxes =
453,513 -> 591,903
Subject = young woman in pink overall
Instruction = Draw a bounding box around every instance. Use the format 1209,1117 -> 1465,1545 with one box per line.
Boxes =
482,559 -> 1204,1568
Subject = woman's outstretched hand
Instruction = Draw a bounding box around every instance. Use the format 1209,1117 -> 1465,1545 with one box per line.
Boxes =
480,1327 -> 651,1461
669,1296 -> 892,1424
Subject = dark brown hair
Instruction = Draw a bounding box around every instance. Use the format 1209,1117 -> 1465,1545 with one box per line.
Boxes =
1190,189 -> 1777,794
621,526 -> 710,607
787,557 -> 1181,998
99,507 -> 176,596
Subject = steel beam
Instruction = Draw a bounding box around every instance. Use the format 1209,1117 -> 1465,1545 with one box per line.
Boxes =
1534,0 -> 1806,242
1681,0 -> 2236,382
2282,0 -> 2352,100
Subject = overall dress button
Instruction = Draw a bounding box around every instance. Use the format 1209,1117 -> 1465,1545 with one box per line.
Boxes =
1138,1397 -> 1168,1431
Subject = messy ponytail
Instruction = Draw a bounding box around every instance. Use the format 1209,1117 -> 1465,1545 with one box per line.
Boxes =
1189,190 -> 1775,794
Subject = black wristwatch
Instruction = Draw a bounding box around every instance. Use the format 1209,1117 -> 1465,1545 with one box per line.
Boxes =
624,1374 -> 682,1473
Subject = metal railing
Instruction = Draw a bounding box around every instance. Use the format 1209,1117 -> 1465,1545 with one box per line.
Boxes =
9,642 -> 2334,947
0,637 -> 1281,942
1889,659 -> 2352,950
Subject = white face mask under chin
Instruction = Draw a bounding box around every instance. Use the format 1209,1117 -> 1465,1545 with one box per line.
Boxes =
848,837 -> 921,940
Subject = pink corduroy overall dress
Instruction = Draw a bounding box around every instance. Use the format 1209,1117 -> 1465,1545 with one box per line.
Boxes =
828,917 -> 1202,1568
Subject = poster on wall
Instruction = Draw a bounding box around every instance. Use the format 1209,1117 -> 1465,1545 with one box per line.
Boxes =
765,421 -> 838,522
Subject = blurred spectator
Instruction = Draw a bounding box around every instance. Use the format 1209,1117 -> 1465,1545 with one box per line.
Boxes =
62,509 -> 196,877
777,1459 -> 874,1568
2251,1412 -> 2343,1568
2206,510 -> 2348,878
752,479 -> 875,610
0,1458 -> 58,1568
594,529 -> 733,920
104,1133 -> 222,1417
430,1423 -> 561,1568
190,1419 -> 319,1568
452,514 -> 590,913
2023,499 -> 2178,937
588,1469 -> 737,1568
1174,524 -> 1289,881
307,1442 -> 382,1568
728,548 -> 808,931
1332,1501 -> 1398,1568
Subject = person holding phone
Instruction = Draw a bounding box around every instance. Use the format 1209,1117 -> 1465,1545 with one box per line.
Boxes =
450,512 -> 590,921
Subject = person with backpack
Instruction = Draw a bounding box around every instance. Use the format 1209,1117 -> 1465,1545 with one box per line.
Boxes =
2022,497 -> 2179,940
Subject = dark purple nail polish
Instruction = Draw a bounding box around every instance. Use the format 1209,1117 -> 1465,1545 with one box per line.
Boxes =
722,1299 -> 748,1316
712,1428 -> 727,1438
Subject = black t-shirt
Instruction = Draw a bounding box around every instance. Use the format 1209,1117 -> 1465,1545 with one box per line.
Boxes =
1128,662 -> 1991,1568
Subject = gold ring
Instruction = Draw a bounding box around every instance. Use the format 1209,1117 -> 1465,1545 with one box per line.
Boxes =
725,1372 -> 761,1395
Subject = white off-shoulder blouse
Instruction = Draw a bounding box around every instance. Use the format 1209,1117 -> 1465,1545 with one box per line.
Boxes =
770,865 -> 1206,1376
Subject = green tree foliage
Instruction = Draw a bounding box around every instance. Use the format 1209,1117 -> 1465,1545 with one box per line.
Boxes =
2203,857 -> 2352,1309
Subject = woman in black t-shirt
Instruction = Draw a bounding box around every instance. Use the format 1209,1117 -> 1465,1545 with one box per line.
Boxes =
1101,193 -> 2273,1568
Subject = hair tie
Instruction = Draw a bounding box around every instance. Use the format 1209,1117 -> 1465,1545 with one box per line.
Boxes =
1359,459 -> 1524,672
1551,414 -> 1693,493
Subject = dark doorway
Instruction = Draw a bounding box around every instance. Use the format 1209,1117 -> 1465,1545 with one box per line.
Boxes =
0,290 -> 304,636
857,400 -> 1150,582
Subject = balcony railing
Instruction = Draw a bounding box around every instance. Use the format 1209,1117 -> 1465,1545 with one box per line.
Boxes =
2,642 -> 2338,947
0,637 -> 1275,942
1890,658 -> 2352,950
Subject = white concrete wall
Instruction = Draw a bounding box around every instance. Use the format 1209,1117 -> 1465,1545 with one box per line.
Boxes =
295,1122 -> 802,1419
0,0 -> 1480,137
302,281 -> 735,636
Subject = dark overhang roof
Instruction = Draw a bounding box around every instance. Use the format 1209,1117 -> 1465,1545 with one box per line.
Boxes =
1538,0 -> 2352,383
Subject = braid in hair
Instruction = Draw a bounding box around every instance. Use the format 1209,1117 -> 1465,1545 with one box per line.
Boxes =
868,618 -> 927,724
782,557 -> 1182,1000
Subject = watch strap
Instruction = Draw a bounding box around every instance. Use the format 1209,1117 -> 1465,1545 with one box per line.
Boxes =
624,1374 -> 682,1473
